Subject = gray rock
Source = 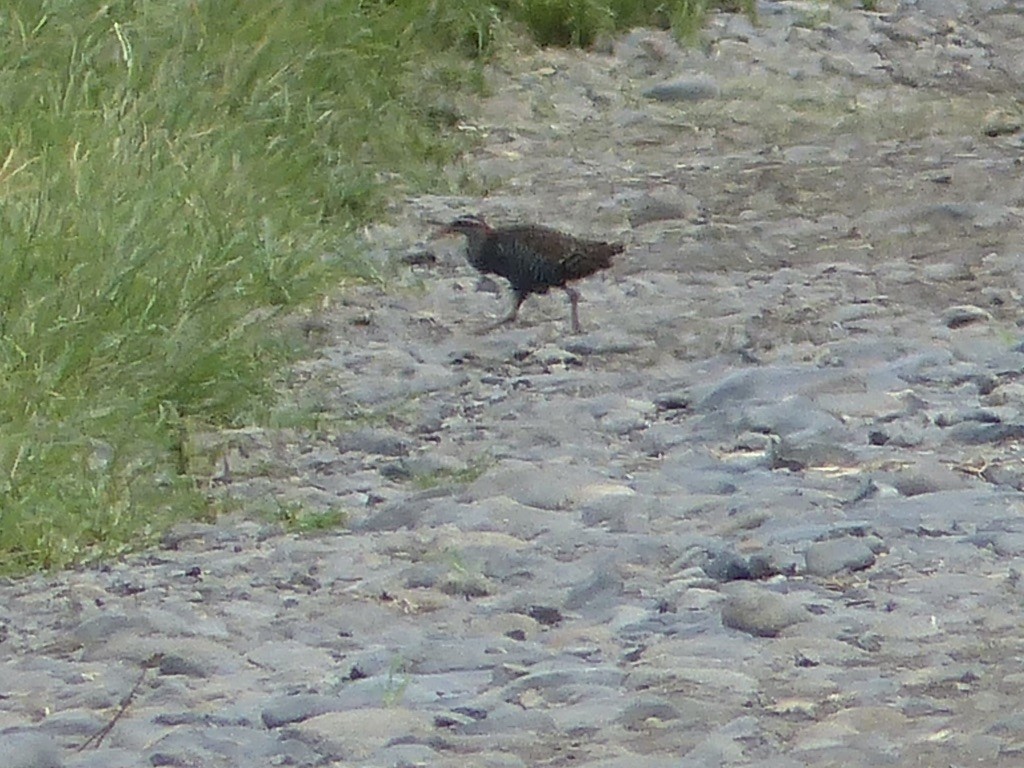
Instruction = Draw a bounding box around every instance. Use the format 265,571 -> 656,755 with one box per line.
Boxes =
615,698 -> 683,729
692,367 -> 843,414
643,76 -> 719,102
145,726 -> 311,767
981,460 -> 1024,491
65,748 -> 138,768
504,667 -> 626,695
933,408 -> 1002,427
565,567 -> 625,611
334,427 -> 411,456
768,435 -> 859,472
0,732 -> 62,768
804,538 -> 877,577
627,190 -> 704,227
701,549 -> 754,582
941,304 -> 993,328
70,613 -> 137,646
562,332 -> 648,356
158,652 -> 216,678
261,694 -> 341,728
369,743 -> 443,766
464,460 -> 609,510
720,584 -> 809,637
638,423 -> 693,455
948,422 -> 1024,445
350,497 -> 431,531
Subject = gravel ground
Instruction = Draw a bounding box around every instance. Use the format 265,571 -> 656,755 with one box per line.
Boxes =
4,1 -> 1024,766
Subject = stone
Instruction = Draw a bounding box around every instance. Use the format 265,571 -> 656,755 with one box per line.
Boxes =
0,732 -> 62,768
643,76 -> 720,102
720,584 -> 810,637
804,538 -> 877,577
941,304 -> 993,328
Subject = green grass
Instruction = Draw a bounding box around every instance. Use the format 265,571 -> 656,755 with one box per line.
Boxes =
0,0 -> 485,574
0,0 -> 746,575
508,0 -> 757,47
382,656 -> 412,707
273,502 -> 348,535
411,458 -> 492,490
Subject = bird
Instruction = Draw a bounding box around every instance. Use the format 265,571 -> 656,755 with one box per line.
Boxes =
438,214 -> 622,334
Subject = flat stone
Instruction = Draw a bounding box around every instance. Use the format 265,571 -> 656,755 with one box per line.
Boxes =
261,694 -> 341,728
720,584 -> 810,637
334,427 -> 411,456
643,76 -> 719,102
464,460 -> 609,510
941,304 -> 993,328
291,709 -> 434,761
804,538 -> 877,577
0,732 -> 62,768
627,190 -> 704,227
615,698 -> 684,729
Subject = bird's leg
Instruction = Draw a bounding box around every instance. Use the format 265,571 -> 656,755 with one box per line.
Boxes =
498,290 -> 527,326
475,290 -> 527,334
565,287 -> 582,334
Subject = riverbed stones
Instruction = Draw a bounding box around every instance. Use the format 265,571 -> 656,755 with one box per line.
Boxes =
7,1 -> 1024,766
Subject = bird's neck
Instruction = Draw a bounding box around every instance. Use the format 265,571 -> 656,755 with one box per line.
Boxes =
462,227 -> 492,255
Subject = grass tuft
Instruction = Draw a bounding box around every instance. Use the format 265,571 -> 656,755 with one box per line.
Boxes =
514,0 -> 615,47
274,502 -> 348,535
0,0 -> 482,575
510,0 -> 758,47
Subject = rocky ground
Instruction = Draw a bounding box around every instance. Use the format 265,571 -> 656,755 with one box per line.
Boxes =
4,0 -> 1024,766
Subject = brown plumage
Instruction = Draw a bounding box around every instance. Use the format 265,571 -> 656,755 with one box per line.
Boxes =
439,214 -> 622,333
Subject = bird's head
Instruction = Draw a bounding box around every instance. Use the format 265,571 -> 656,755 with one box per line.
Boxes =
438,214 -> 492,239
